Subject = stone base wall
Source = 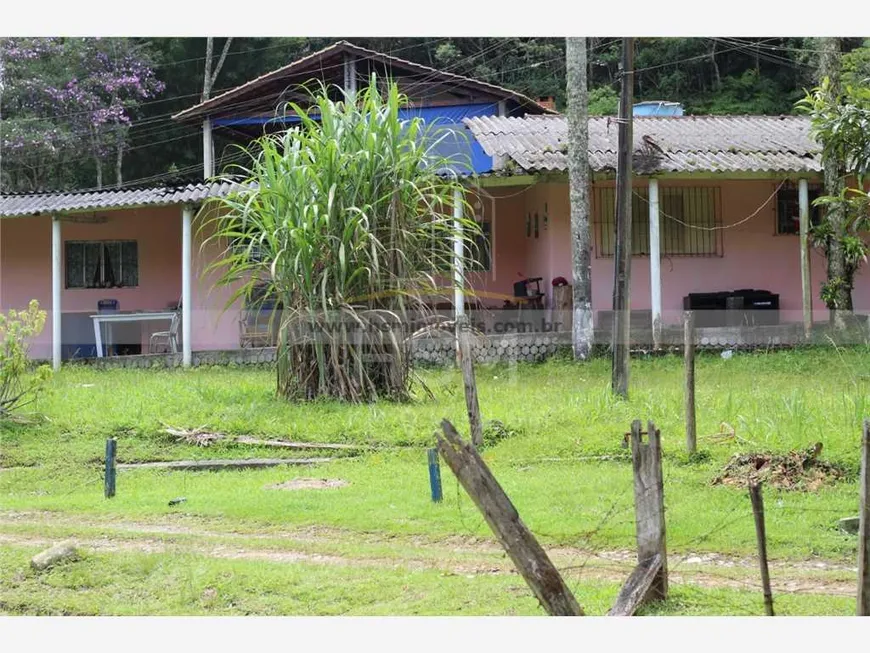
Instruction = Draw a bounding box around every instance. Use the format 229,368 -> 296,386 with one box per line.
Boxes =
80,347 -> 278,369
61,322 -> 836,370
412,332 -> 572,366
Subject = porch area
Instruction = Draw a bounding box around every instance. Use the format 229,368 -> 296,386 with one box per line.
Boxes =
456,175 -> 870,345
0,183 -> 250,368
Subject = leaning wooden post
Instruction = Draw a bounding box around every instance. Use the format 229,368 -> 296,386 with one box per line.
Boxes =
749,482 -> 775,616
684,310 -> 697,455
104,437 -> 117,499
437,419 -> 583,616
858,418 -> 870,616
456,314 -> 484,448
427,448 -> 443,503
609,419 -> 668,615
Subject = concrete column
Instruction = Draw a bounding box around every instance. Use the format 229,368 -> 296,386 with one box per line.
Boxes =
182,205 -> 193,367
798,179 -> 812,339
648,178 -> 662,348
202,118 -> 213,179
51,216 -> 62,371
453,185 -> 465,317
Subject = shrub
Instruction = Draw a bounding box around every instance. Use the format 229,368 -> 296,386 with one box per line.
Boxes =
205,78 -> 479,403
0,300 -> 52,418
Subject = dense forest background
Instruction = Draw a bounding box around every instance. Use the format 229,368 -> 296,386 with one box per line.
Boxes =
1,36 -> 869,192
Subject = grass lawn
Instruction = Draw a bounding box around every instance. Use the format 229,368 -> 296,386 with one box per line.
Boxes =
1,346 -> 867,615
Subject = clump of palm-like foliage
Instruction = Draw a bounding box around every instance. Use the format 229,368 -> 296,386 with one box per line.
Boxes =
204,78 -> 480,402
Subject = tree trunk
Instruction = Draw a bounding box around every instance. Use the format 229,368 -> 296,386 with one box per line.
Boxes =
202,37 -> 233,102
566,38 -> 594,360
115,131 -> 124,189
202,37 -> 214,101
818,37 -> 851,328
90,125 -> 103,190
710,40 -> 722,90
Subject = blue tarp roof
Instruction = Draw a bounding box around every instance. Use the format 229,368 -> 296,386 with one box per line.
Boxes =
213,102 -> 496,175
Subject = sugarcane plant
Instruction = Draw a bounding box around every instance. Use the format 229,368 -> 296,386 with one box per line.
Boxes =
203,77 -> 480,402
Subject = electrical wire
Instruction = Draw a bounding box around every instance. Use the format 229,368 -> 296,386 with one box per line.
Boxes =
632,180 -> 786,232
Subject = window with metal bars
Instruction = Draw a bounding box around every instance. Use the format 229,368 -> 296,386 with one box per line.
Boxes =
593,185 -> 722,257
776,184 -> 822,235
65,240 -> 139,289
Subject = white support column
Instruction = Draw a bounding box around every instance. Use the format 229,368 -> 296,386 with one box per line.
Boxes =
51,216 -> 62,371
182,205 -> 193,367
202,118 -> 213,179
798,179 -> 812,339
453,185 -> 465,317
648,178 -> 662,348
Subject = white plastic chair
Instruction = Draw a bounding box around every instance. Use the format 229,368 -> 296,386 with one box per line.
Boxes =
149,311 -> 180,354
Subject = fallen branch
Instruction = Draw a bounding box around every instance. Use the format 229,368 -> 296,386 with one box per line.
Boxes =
163,426 -> 373,451
234,436 -> 368,451
118,458 -> 332,471
608,553 -> 664,616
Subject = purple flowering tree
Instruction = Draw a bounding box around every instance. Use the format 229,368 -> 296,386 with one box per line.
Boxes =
0,38 -> 164,191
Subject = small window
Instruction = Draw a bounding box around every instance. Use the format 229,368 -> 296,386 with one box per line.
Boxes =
594,186 -> 722,257
65,240 -> 139,289
776,185 -> 822,234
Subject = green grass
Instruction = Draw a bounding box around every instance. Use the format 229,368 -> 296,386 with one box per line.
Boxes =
0,544 -> 856,616
1,346 -> 868,615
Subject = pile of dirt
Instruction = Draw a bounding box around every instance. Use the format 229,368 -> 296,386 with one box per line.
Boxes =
265,478 -> 349,491
712,443 -> 846,491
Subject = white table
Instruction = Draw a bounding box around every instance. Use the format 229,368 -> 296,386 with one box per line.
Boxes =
90,311 -> 177,358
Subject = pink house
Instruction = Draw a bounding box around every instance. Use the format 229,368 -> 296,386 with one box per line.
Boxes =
460,113 -> 870,344
1,43 -> 861,368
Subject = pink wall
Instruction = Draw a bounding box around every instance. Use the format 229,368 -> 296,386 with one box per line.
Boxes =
465,186 -> 531,304
471,178 -> 870,325
0,206 -> 242,359
190,206 -> 243,351
5,176 -> 869,361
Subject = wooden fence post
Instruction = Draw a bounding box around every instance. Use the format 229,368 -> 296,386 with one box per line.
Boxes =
749,482 -> 775,616
684,310 -> 697,455
104,437 -> 117,499
609,419 -> 668,615
456,314 -> 484,448
427,448 -> 443,503
437,419 -> 583,616
859,419 -> 870,616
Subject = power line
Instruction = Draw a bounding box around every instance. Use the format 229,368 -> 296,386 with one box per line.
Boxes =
631,38 -> 783,75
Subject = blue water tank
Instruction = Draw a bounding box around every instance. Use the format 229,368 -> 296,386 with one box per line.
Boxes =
633,101 -> 684,116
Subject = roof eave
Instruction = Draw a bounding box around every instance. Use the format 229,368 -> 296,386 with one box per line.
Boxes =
172,40 -> 557,123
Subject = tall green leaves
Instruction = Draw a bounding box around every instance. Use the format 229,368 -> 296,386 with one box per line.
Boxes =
204,78 -> 478,402
797,76 -> 870,315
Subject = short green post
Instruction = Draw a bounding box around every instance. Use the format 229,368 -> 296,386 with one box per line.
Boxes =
105,438 -> 117,499
428,448 -> 442,503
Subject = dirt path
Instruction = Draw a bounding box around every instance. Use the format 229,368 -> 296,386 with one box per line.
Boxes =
0,510 -> 858,598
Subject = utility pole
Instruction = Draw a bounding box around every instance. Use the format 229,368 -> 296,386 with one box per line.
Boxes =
611,37 -> 635,399
566,37 -> 594,360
